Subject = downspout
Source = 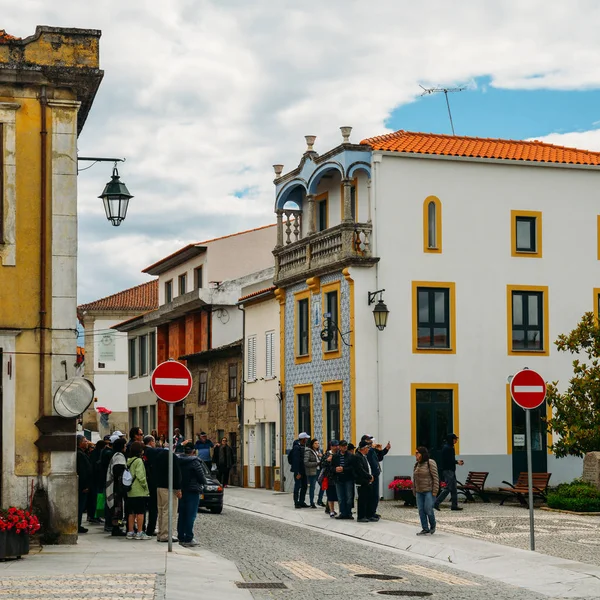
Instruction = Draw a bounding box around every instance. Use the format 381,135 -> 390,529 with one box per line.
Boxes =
38,86 -> 48,479
237,303 -> 245,488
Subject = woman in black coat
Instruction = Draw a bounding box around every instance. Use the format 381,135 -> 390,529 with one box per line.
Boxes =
213,437 -> 234,487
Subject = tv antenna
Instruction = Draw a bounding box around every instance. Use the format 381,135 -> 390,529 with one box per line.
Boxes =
419,85 -> 466,135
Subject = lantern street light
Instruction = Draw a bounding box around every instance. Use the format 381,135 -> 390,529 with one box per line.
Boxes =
368,289 -> 389,331
77,157 -> 133,226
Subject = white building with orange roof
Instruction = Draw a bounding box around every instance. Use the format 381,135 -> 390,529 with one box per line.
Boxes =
273,127 -> 600,492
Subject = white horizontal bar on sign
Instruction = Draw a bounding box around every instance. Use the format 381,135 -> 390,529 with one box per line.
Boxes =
514,385 -> 544,393
155,377 -> 190,386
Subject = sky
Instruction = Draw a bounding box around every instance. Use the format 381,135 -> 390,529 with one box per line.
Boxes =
4,0 -> 600,304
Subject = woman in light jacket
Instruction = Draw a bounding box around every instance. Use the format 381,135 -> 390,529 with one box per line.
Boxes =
126,441 -> 151,540
412,446 -> 439,536
304,438 -> 321,509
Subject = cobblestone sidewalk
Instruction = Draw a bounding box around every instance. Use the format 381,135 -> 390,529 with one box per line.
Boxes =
378,499 -> 600,564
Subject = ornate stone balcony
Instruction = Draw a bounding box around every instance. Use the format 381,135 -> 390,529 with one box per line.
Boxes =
273,219 -> 377,286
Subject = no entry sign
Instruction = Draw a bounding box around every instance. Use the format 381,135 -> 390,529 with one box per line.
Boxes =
510,368 -> 546,410
151,360 -> 192,403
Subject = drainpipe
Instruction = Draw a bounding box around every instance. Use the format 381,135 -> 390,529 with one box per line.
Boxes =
38,86 -> 48,479
237,303 -> 245,487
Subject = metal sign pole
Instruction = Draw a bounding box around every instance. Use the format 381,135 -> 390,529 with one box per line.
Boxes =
525,408 -> 535,551
168,402 -> 174,553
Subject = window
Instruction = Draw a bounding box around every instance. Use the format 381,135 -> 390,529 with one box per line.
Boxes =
150,404 -> 156,430
325,289 -> 339,352
195,266 -> 203,289
247,335 -> 257,381
178,273 -> 187,296
423,196 -> 442,253
149,331 -> 156,371
265,331 -> 274,378
228,363 -> 238,401
139,334 -> 148,376
322,281 -> 341,359
322,381 -> 342,443
128,338 -> 137,377
295,290 -> 311,363
165,280 -> 173,303
508,287 -> 548,354
198,371 -> 207,404
297,394 -> 311,436
412,282 -> 456,353
511,210 -> 542,258
141,406 -> 149,435
316,192 -> 328,232
129,407 -> 138,427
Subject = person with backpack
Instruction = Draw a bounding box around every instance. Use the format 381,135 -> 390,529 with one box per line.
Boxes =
177,442 -> 205,547
413,446 -> 439,536
126,441 -> 151,540
106,438 -> 127,537
288,432 -> 309,508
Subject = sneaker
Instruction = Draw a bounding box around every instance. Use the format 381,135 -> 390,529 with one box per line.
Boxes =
77,526 -> 88,534
369,517 -> 380,522
300,503 -> 310,508
317,501 -> 326,507
135,532 -> 151,540
330,511 -> 337,518
416,529 -> 430,536
430,527 -> 436,534
126,531 -> 135,540
310,504 -> 317,509
188,538 -> 201,547
357,518 -> 369,523
179,541 -> 192,548
451,506 -> 464,511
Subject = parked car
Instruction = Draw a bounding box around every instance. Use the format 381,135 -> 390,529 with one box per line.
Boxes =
197,460 -> 224,514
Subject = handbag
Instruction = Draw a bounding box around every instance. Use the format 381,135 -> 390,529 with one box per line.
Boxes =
95,492 -> 105,519
321,476 -> 329,491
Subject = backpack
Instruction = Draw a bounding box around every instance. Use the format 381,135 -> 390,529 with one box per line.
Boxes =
287,447 -> 294,466
121,457 -> 140,493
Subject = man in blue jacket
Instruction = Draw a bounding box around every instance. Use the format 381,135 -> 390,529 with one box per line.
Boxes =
434,433 -> 464,511
290,432 -> 310,508
194,432 -> 214,470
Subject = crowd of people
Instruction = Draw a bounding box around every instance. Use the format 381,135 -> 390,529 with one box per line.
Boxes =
288,431 -> 464,535
76,427 -> 230,546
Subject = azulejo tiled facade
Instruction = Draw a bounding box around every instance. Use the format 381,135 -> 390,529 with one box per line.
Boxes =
283,272 -> 352,448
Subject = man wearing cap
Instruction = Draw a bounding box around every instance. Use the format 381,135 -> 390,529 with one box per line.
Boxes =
434,433 -> 464,511
194,432 -> 214,469
331,440 -> 355,519
355,441 -> 377,522
362,434 -> 391,519
290,432 -> 310,508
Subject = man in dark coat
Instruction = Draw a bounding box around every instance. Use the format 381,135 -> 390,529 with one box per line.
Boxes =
361,434 -> 391,518
177,442 -> 204,546
143,435 -> 160,536
434,433 -> 464,511
76,435 -> 93,534
354,441 -> 376,522
86,439 -> 106,524
331,440 -> 355,519
290,432 -> 310,508
213,436 -> 234,487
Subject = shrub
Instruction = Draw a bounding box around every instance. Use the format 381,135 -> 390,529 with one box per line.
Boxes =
547,480 -> 600,512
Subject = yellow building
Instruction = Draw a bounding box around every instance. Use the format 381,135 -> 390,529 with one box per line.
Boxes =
0,26 -> 102,542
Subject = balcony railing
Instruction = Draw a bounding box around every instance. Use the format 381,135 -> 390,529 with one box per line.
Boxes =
274,221 -> 373,284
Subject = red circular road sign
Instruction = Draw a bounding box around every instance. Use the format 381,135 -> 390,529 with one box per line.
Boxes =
510,368 -> 547,410
151,360 -> 193,403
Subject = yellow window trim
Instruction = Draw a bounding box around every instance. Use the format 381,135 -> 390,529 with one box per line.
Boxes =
294,289 -> 312,364
412,281 -> 456,354
340,176 -> 358,222
594,288 -> 600,323
422,196 -> 442,254
506,284 -> 549,356
411,383 -> 459,454
511,210 -> 542,258
342,267 -> 356,444
294,383 -> 314,439
597,216 -> 600,260
321,380 -> 343,443
315,191 -> 328,231
321,280 -> 342,360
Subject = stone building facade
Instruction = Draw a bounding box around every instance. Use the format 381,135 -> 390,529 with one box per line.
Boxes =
181,341 -> 242,486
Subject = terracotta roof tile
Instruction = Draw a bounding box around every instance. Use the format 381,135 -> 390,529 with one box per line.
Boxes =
238,285 -> 276,302
360,130 -> 600,166
0,29 -> 21,44
78,280 -> 158,313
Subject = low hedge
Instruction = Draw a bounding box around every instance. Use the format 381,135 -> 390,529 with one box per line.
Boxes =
547,480 -> 600,512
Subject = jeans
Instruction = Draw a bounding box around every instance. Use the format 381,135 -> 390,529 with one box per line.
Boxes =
317,481 -> 325,504
435,470 -> 458,508
177,491 -> 200,543
416,491 -> 436,532
307,475 -> 317,505
293,473 -> 307,506
335,480 -> 355,518
357,484 -> 375,520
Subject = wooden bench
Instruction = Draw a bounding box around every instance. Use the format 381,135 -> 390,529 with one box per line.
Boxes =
499,472 -> 551,506
457,471 -> 490,503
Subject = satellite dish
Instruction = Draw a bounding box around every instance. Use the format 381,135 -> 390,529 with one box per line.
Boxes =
53,377 -> 95,418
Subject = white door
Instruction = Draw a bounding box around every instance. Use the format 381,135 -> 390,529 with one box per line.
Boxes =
248,426 -> 256,487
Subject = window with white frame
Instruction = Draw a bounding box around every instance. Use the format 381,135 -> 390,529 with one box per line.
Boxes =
139,334 -> 148,376
128,338 -> 137,378
265,330 -> 274,378
247,335 -> 257,381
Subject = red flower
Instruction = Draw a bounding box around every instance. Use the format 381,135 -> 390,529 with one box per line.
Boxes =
0,507 -> 40,534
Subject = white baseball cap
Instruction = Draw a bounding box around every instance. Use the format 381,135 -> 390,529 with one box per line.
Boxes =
298,432 -> 310,440
112,430 -> 125,437
109,434 -> 119,443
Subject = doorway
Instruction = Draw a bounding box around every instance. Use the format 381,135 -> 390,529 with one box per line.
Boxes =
415,388 -> 454,466
248,426 -> 256,487
511,401 -> 547,482
0,348 -> 3,504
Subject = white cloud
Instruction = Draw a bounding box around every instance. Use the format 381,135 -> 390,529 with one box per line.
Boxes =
529,129 -> 600,151
4,0 -> 600,301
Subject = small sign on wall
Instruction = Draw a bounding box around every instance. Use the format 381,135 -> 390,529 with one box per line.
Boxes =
513,434 -> 526,447
98,332 -> 116,361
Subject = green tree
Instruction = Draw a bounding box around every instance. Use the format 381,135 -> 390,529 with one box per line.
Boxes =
546,312 -> 600,457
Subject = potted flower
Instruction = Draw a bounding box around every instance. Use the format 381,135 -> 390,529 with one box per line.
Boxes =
388,477 -> 416,506
0,507 -> 40,559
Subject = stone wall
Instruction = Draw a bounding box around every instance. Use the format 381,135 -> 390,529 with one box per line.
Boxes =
582,452 -> 600,490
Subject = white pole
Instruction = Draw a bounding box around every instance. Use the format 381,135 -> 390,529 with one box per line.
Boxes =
525,408 -> 535,551
168,402 -> 174,553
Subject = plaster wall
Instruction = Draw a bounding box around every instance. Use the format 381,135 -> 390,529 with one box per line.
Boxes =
211,305 -> 243,349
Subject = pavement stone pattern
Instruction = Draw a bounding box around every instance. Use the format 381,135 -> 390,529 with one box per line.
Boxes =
195,507 -> 550,599
378,499 -> 600,565
0,574 -> 158,599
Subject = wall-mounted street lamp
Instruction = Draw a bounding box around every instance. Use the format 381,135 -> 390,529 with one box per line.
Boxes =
77,157 -> 134,226
368,289 -> 389,331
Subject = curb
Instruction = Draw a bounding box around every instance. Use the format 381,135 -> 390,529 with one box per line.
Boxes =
540,506 -> 600,517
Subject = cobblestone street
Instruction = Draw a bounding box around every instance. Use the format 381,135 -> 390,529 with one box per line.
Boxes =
196,507 -> 550,600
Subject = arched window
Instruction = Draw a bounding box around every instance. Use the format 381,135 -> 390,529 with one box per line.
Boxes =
423,196 -> 442,253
